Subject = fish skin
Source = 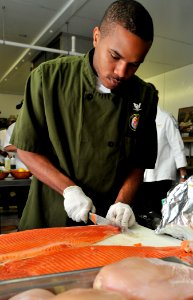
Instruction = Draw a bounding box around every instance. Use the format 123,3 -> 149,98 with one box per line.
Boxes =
0,244 -> 191,280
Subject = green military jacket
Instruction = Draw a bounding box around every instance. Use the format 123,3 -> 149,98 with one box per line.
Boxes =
11,49 -> 158,230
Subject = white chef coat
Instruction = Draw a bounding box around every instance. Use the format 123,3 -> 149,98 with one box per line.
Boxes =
3,122 -> 27,169
144,106 -> 187,182
0,129 -> 6,148
0,129 -> 7,164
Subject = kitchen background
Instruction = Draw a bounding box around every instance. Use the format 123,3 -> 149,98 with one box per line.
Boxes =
0,0 -> 193,139
0,0 -> 193,233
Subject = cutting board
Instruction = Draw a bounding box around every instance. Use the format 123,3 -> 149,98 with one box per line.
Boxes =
96,223 -> 181,247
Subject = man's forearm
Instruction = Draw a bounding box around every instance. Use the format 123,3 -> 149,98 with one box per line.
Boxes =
4,145 -> 17,152
115,168 -> 144,205
178,167 -> 188,182
17,149 -> 75,195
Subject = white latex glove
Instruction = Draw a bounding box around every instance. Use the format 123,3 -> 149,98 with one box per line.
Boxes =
63,186 -> 96,223
106,202 -> 135,228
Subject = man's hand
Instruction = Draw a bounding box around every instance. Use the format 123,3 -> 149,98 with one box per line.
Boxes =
63,186 -> 96,223
106,202 -> 135,228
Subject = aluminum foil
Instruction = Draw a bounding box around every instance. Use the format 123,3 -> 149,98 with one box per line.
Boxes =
155,176 -> 193,240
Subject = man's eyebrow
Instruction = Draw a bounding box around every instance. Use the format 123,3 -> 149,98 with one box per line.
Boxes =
110,49 -> 144,64
110,49 -> 122,57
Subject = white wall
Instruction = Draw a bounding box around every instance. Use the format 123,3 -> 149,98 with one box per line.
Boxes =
146,63 -> 193,159
146,63 -> 193,119
0,93 -> 23,119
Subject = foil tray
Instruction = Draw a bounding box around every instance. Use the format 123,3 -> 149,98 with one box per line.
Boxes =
0,267 -> 101,300
0,257 -> 191,299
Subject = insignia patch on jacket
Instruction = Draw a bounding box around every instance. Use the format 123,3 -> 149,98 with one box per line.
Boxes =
129,114 -> 140,131
133,103 -> 142,111
128,103 -> 142,131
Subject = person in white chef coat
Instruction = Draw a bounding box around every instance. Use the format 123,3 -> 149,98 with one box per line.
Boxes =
133,105 -> 188,223
3,101 -> 30,218
0,128 -> 8,164
3,122 -> 27,170
3,100 -> 26,170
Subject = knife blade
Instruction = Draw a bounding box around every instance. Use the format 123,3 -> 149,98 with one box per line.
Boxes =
89,212 -> 112,226
88,212 -> 134,234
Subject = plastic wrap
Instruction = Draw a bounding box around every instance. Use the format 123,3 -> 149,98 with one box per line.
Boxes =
155,176 -> 193,240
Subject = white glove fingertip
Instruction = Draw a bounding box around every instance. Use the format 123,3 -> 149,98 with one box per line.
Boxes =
121,213 -> 135,227
122,208 -> 136,228
80,206 -> 92,223
80,211 -> 89,223
127,213 -> 136,227
91,205 -> 96,213
75,216 -> 81,223
71,211 -> 80,222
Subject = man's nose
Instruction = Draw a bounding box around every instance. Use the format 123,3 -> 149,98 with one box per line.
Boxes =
114,61 -> 128,78
114,62 -> 137,79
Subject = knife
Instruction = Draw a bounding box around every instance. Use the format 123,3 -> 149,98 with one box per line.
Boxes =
89,212 -> 112,226
88,212 -> 134,234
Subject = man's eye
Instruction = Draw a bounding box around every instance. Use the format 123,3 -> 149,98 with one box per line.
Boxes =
111,53 -> 119,60
130,62 -> 141,68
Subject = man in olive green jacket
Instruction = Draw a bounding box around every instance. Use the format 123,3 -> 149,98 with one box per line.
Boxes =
11,0 -> 158,230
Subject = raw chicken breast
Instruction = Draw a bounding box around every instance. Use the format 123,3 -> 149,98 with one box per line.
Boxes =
52,288 -> 126,300
93,257 -> 193,300
9,288 -> 54,299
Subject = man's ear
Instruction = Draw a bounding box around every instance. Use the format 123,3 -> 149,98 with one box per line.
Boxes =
93,27 -> 100,47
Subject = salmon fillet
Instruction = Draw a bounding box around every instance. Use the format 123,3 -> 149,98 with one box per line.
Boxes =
0,244 -> 191,280
0,225 -> 192,281
0,225 -> 120,263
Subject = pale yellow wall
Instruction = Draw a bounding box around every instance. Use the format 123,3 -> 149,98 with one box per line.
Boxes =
146,63 -> 193,119
0,93 -> 23,119
146,63 -> 193,157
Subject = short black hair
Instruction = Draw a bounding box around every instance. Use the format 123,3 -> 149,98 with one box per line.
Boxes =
100,0 -> 154,42
16,99 -> 23,110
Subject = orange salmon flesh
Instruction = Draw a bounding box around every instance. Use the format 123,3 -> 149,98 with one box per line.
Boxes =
0,225 -> 192,280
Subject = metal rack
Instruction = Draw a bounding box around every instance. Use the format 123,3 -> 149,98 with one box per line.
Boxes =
183,137 -> 193,171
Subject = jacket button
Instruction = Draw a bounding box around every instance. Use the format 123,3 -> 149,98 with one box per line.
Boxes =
107,141 -> 114,147
87,93 -> 93,101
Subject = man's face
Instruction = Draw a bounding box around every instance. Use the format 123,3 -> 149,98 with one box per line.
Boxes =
93,24 -> 152,90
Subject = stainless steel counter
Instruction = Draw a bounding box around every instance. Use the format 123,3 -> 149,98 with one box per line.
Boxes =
0,177 -> 31,224
0,178 -> 31,187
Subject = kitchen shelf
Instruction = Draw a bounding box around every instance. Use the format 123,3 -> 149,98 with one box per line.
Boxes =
182,137 -> 193,142
183,137 -> 193,173
182,137 -> 193,171
187,166 -> 193,170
